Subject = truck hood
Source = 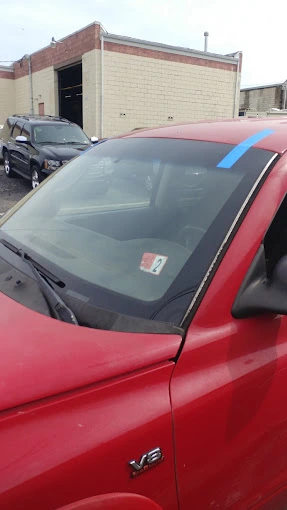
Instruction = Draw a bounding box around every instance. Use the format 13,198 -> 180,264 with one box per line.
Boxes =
0,292 -> 182,412
37,143 -> 90,161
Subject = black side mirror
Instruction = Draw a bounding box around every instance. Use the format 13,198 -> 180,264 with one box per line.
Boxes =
232,245 -> 287,318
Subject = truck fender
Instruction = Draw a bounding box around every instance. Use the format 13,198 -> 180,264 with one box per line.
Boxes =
57,493 -> 163,510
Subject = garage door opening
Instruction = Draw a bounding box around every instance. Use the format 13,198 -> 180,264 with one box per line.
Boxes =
58,63 -> 82,127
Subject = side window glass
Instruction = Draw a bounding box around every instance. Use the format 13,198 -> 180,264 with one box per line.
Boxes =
7,118 -> 15,136
168,166 -> 206,207
264,193 -> 287,278
12,122 -> 23,139
182,167 -> 206,200
112,158 -> 158,200
22,123 -> 31,142
1,118 -> 15,139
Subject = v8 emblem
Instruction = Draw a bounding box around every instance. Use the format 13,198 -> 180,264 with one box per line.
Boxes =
129,447 -> 164,477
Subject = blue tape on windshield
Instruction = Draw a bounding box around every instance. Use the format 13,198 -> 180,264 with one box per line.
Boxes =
217,129 -> 275,169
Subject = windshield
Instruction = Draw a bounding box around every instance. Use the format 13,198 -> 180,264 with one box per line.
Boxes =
32,123 -> 90,145
0,138 -> 276,327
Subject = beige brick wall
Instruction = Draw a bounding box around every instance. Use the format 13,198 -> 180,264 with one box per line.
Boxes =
103,51 -> 238,137
15,74 -> 30,114
240,86 -> 281,111
33,67 -> 58,116
15,67 -> 57,116
82,49 -> 100,137
0,77 -> 16,125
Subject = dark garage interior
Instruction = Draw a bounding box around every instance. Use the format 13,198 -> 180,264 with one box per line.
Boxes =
58,63 -> 83,127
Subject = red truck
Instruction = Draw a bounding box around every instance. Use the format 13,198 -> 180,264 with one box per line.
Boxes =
1,118 -> 287,509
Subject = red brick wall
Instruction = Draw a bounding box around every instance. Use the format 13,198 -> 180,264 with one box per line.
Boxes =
104,41 -> 237,72
38,102 -> 45,115
14,23 -> 100,79
0,70 -> 14,80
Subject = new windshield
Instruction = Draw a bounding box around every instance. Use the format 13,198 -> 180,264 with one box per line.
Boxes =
32,123 -> 90,145
0,138 -> 275,327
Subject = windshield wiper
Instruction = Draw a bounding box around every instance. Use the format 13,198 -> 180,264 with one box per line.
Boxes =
0,240 -> 78,325
64,141 -> 88,145
37,141 -> 65,145
19,250 -> 78,325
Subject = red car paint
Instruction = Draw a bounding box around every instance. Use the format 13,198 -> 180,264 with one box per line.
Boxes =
2,118 -> 287,509
0,294 -> 181,411
59,494 -> 162,510
127,117 -> 287,154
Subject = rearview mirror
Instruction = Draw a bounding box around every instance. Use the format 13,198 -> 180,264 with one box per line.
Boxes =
15,135 -> 29,144
90,136 -> 98,144
233,245 -> 287,318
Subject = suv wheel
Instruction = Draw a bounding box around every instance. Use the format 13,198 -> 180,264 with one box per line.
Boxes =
3,152 -> 14,178
31,166 -> 43,189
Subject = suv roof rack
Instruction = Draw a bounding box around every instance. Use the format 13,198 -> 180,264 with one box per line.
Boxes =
12,114 -> 71,123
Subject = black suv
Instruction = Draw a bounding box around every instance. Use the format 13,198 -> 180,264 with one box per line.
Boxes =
1,115 -> 98,188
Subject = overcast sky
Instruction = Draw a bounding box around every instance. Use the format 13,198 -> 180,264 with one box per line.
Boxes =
1,0 -> 286,87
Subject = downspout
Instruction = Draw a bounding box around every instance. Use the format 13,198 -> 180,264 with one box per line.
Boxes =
26,55 -> 34,115
204,32 -> 209,52
233,52 -> 241,118
101,33 -> 104,138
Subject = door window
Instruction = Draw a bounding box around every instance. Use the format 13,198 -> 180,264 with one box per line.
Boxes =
11,122 -> 23,139
21,123 -> 31,142
2,118 -> 15,139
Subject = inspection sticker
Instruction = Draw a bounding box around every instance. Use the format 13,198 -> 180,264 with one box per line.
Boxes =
139,253 -> 168,275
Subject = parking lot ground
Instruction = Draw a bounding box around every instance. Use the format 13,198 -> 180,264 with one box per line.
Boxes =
0,164 -> 31,215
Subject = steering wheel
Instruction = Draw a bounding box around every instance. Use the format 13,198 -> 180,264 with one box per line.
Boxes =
178,225 -> 206,251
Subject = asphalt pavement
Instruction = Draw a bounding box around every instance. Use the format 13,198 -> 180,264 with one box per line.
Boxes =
0,164 -> 31,215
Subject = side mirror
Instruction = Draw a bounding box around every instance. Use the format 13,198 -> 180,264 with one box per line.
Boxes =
233,245 -> 287,318
90,136 -> 98,144
15,135 -> 29,144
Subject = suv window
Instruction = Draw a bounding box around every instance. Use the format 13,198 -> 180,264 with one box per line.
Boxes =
11,122 -> 24,139
2,118 -> 15,140
32,124 -> 90,145
22,123 -> 31,142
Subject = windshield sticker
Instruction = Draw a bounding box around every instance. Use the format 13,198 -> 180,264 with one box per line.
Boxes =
140,253 -> 168,275
217,128 -> 275,169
